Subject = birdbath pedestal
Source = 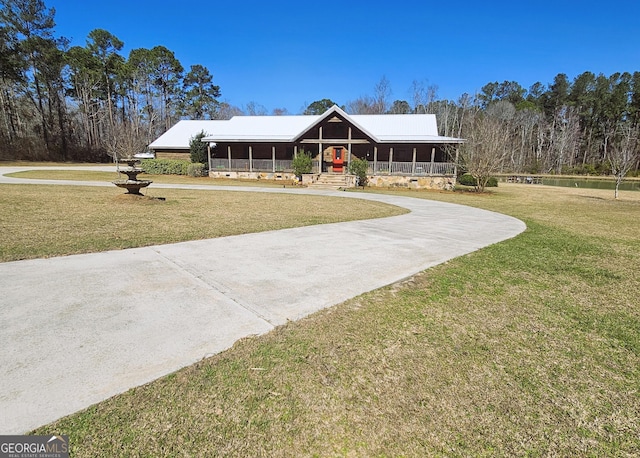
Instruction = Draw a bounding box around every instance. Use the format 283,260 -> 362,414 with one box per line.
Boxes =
113,159 -> 152,195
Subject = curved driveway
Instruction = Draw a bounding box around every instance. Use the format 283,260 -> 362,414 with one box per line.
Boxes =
0,166 -> 526,434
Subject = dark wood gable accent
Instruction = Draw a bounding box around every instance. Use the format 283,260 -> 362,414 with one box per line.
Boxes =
294,109 -> 375,146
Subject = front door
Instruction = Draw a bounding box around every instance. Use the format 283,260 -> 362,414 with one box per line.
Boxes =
333,147 -> 344,173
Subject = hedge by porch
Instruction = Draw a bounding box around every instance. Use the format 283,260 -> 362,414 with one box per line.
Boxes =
140,159 -> 190,175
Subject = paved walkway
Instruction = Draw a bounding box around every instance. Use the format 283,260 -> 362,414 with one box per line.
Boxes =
0,167 -> 526,434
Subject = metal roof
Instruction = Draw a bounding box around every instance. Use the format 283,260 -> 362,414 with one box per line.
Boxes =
208,115 -> 317,141
148,120 -> 227,150
352,114 -> 438,139
149,106 -> 463,150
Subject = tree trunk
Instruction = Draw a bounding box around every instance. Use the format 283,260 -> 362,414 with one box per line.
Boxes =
56,90 -> 68,161
32,69 -> 50,156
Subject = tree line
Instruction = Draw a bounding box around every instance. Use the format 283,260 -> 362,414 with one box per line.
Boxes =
0,0 -> 223,161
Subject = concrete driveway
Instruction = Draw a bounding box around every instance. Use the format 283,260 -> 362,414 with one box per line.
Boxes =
0,167 -> 526,434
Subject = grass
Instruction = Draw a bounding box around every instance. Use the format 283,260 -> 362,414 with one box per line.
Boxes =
5,169 -> 297,187
0,185 -> 406,262
15,178 -> 640,456
0,161 -> 106,166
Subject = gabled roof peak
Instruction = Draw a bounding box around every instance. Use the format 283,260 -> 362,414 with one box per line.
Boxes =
291,105 -> 379,143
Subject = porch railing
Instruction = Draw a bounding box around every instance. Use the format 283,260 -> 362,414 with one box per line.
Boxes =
210,158 -> 455,176
210,158 -> 293,172
369,161 -> 456,176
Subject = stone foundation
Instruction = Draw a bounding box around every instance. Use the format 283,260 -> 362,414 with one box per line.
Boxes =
301,173 -> 320,185
209,170 -> 296,181
208,170 -> 453,190
367,175 -> 454,190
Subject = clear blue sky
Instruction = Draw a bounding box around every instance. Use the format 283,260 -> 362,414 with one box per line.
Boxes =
50,0 -> 640,114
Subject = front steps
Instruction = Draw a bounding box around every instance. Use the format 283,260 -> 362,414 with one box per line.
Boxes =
307,173 -> 354,190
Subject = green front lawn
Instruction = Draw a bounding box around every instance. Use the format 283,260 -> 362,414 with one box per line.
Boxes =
21,183 -> 640,456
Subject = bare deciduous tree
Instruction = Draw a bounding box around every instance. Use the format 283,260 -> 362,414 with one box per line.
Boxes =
215,102 -> 244,120
345,95 -> 376,114
244,101 -> 267,116
346,76 -> 392,114
373,76 -> 392,114
458,113 -> 512,192
410,79 -> 439,114
609,124 -> 640,199
546,106 -> 582,173
104,121 -> 147,164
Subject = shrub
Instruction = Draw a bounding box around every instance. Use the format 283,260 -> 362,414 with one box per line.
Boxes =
348,157 -> 369,187
190,131 -> 209,164
187,162 -> 206,177
140,159 -> 190,175
292,151 -> 313,177
458,173 -> 476,186
458,174 -> 498,187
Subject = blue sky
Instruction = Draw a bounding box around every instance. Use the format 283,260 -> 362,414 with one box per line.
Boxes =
50,0 -> 640,114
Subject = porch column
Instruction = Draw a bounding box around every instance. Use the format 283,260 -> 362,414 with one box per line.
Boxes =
373,146 -> 378,176
249,145 -> 253,172
347,127 -> 352,172
454,146 -> 459,177
227,145 -> 232,170
411,147 -> 417,175
272,146 -> 276,172
389,147 -> 394,174
294,145 -> 297,158
429,147 -> 436,175
207,143 -> 212,172
318,126 -> 323,173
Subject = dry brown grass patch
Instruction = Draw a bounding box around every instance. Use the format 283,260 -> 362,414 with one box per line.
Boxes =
0,184 -> 405,262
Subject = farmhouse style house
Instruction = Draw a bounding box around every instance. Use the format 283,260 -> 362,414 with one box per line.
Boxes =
149,105 -> 464,189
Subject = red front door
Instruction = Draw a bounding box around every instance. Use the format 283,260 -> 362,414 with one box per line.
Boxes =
333,147 -> 344,173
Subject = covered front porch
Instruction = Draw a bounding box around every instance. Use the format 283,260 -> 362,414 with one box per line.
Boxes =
208,143 -> 457,177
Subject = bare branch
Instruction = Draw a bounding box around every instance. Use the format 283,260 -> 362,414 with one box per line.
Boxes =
609,124 -> 640,198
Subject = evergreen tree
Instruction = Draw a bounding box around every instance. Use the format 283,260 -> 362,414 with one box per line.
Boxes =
189,130 -> 208,164
181,64 -> 220,119
303,99 -> 336,115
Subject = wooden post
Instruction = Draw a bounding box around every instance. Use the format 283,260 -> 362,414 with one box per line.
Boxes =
227,145 -> 232,170
319,126 -> 323,173
249,145 -> 253,172
207,143 -> 212,172
411,147 -> 417,175
429,147 -> 436,175
389,147 -> 394,174
272,146 -> 276,172
373,146 -> 378,176
347,127 -> 352,172
454,146 -> 459,178
294,145 -> 297,158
